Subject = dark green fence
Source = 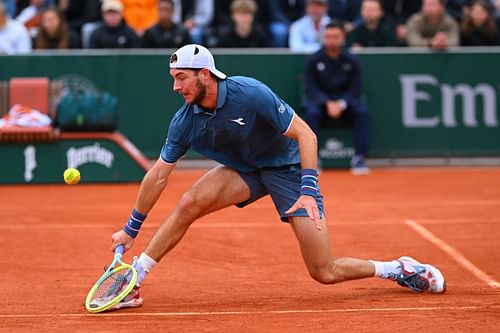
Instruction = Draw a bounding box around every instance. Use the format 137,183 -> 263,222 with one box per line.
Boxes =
1,49 -> 499,160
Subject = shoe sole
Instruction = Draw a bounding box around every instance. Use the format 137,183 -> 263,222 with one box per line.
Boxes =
112,297 -> 143,310
399,256 -> 446,293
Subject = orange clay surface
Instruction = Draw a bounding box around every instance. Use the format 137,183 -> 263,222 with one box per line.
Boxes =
1,167 -> 499,332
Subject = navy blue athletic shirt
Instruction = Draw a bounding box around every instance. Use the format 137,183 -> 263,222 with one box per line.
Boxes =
160,76 -> 300,172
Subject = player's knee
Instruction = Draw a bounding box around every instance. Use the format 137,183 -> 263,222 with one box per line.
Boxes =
308,264 -> 338,285
177,192 -> 200,216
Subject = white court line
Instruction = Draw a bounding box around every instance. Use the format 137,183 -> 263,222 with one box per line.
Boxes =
0,305 -> 498,319
1,218 -> 500,230
406,220 -> 500,289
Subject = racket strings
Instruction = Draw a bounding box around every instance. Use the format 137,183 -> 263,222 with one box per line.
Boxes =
89,267 -> 134,308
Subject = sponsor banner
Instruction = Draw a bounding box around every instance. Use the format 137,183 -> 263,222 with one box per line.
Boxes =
0,139 -> 145,184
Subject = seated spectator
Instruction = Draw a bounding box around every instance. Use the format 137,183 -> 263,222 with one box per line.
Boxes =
382,0 -> 422,44
142,0 -> 191,48
289,0 -> 331,52
267,0 -> 306,47
461,0 -> 499,45
0,1 -> 32,54
181,0 -> 214,44
16,0 -> 46,37
122,0 -> 158,36
217,0 -> 269,47
303,21 -> 370,175
347,0 -> 396,48
33,6 -> 80,49
328,0 -> 362,32
406,0 -> 459,48
89,0 -> 140,48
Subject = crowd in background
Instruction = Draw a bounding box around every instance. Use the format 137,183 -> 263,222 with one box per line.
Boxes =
1,0 -> 500,54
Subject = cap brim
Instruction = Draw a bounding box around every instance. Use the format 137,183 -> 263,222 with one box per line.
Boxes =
210,68 -> 227,80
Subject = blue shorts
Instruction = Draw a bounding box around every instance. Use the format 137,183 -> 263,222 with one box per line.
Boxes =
236,164 -> 324,222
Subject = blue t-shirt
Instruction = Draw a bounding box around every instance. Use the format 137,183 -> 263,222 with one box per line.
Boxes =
160,76 -> 300,172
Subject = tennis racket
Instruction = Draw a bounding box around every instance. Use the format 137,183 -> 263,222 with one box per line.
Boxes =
85,245 -> 137,313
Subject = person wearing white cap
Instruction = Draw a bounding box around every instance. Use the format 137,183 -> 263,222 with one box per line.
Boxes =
106,44 -> 446,311
88,0 -> 140,48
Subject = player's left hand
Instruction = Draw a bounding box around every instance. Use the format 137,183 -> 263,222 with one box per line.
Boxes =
286,195 -> 322,230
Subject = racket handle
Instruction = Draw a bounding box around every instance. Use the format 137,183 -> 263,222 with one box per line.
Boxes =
114,244 -> 124,257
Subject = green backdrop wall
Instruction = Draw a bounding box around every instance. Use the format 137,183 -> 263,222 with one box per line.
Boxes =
1,49 -> 499,159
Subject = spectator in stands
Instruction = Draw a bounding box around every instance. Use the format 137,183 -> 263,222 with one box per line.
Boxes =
267,0 -> 306,47
0,1 -> 32,54
382,0 -> 422,45
33,6 -> 80,49
328,0 -> 362,32
181,0 -> 214,44
303,21 -> 370,175
289,0 -> 331,52
89,0 -> 140,49
142,0 -> 191,48
217,0 -> 269,47
122,0 -> 158,36
347,0 -> 396,48
406,0 -> 460,48
58,0 -> 101,47
16,0 -> 47,37
461,0 -> 499,45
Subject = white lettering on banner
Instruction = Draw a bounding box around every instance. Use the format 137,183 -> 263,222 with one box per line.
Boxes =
67,143 -> 114,169
319,138 -> 354,159
400,74 -> 499,128
24,145 -> 37,182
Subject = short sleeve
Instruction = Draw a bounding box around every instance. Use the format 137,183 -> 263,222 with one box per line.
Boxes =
254,85 -> 295,134
159,113 -> 190,164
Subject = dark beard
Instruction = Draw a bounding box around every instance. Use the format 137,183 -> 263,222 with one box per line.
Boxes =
190,78 -> 207,105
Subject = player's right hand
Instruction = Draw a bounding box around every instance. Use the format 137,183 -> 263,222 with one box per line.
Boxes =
111,229 -> 135,253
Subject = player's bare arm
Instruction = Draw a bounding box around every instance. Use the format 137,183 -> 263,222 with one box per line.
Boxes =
283,114 -> 322,230
111,159 -> 176,251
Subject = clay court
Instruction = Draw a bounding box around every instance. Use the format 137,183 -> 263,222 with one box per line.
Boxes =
1,167 -> 499,332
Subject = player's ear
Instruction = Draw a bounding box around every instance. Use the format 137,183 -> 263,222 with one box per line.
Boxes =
198,68 -> 211,81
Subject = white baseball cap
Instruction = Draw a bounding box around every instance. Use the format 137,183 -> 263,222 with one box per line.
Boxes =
169,44 -> 226,80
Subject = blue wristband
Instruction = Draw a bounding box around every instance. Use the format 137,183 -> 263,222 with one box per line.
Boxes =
123,208 -> 147,238
300,169 -> 319,197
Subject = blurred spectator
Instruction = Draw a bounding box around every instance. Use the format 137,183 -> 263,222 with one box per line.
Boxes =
217,0 -> 269,47
303,21 -> 370,174
181,0 -> 213,44
0,1 -> 32,53
267,0 -> 306,47
382,0 -> 422,44
209,0 -> 269,46
347,0 -> 396,48
59,0 -> 101,46
328,0 -> 362,31
142,0 -> 191,48
406,0 -> 459,48
461,0 -> 498,45
33,6 -> 80,49
89,0 -> 140,48
289,0 -> 331,52
16,0 -> 46,37
122,0 -> 158,36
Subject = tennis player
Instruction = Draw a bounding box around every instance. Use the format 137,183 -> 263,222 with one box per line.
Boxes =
110,44 -> 445,309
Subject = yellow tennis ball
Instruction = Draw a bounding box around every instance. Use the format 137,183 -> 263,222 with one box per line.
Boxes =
64,168 -> 80,185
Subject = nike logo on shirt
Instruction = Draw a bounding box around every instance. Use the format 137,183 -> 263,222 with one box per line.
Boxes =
230,118 -> 246,126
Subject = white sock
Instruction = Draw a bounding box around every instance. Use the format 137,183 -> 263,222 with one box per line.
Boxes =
137,252 -> 158,272
369,260 -> 401,280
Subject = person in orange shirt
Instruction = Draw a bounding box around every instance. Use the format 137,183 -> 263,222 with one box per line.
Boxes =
121,0 -> 159,36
